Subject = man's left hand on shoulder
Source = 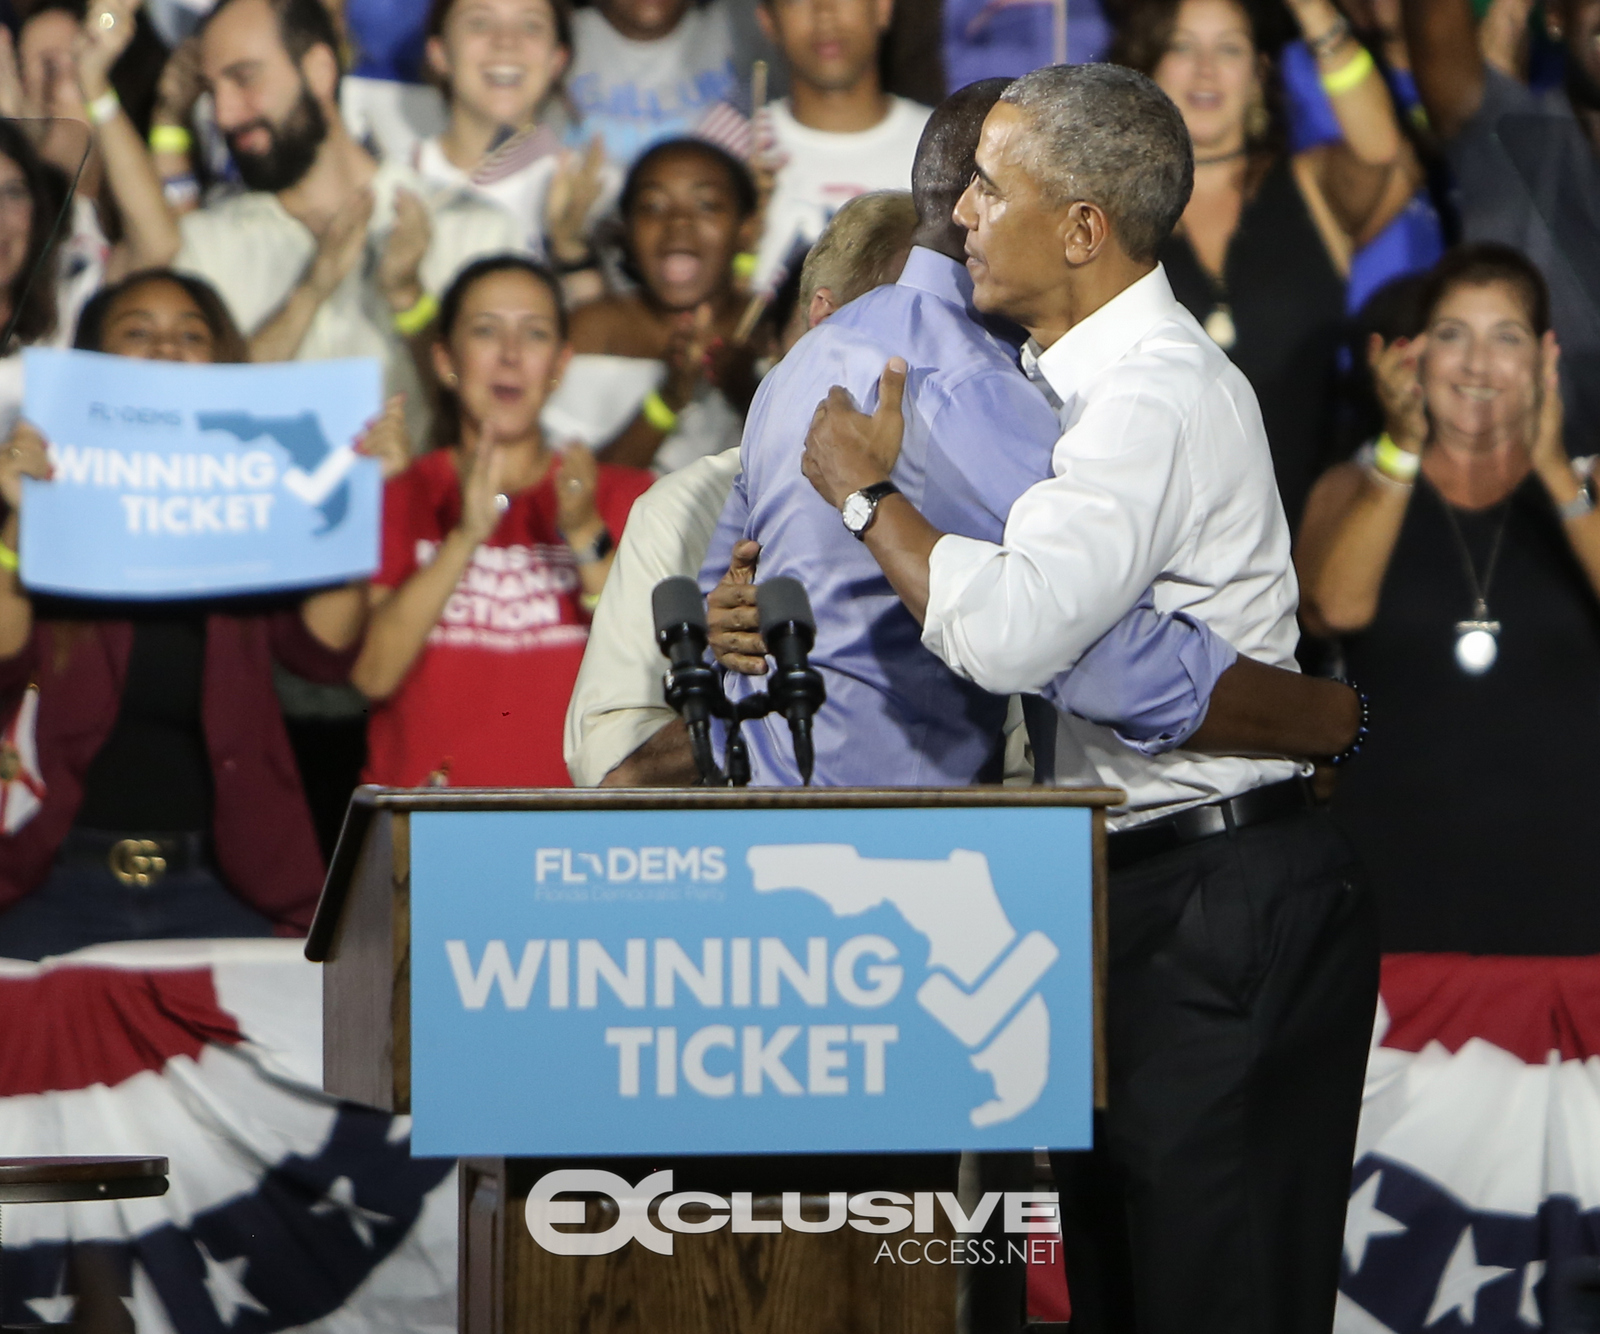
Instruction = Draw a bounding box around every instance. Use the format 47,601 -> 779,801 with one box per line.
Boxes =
802,357 -> 908,509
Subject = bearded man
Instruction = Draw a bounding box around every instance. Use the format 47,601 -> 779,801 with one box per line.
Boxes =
175,0 -> 519,430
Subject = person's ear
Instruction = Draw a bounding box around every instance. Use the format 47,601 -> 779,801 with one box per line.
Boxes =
431,340 -> 458,388
755,1 -> 776,45
807,287 -> 838,329
550,342 -> 574,389
300,41 -> 340,107
547,41 -> 570,84
875,0 -> 894,32
424,34 -> 451,83
736,207 -> 761,255
1059,201 -> 1113,266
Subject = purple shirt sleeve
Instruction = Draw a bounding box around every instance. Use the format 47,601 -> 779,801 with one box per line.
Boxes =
1041,589 -> 1239,754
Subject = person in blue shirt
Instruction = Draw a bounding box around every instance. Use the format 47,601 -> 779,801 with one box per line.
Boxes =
701,77 -> 1359,788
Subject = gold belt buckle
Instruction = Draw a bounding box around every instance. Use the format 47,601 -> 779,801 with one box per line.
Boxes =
109,838 -> 167,888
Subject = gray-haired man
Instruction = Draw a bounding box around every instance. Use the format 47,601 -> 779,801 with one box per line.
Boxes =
802,64 -> 1378,1334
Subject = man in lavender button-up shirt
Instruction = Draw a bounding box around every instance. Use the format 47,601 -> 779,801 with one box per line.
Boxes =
700,81 -> 1237,787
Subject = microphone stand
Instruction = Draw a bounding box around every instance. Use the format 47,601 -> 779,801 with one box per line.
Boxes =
655,576 -> 826,788
661,672 -> 795,788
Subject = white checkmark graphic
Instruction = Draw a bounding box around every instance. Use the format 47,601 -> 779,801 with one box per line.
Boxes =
283,446 -> 358,507
916,930 -> 1060,1049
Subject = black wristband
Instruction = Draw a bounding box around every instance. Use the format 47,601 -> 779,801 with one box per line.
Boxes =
1328,679 -> 1369,766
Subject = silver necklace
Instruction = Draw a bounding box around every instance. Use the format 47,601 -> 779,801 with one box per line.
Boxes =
1437,491 -> 1511,675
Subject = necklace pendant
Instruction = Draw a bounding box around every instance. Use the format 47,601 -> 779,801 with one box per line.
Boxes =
1454,618 -> 1501,675
1204,304 -> 1237,350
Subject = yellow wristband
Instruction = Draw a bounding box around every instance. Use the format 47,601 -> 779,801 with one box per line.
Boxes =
641,388 -> 679,433
149,123 -> 193,154
1320,46 -> 1376,96
732,251 -> 758,283
84,87 -> 120,127
393,291 -> 439,337
0,539 -> 17,572
1373,432 -> 1421,483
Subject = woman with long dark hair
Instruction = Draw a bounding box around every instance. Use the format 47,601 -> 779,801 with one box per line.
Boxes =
0,268 -> 395,961
1114,0 -> 1422,529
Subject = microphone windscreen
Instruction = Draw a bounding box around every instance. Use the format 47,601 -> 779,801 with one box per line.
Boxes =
652,576 -> 708,633
758,577 -> 815,638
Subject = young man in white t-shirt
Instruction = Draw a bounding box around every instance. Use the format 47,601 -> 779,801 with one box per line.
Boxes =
750,0 -> 930,289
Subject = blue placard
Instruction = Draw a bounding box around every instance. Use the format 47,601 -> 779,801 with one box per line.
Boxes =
409,806 -> 1093,1157
18,348 -> 383,599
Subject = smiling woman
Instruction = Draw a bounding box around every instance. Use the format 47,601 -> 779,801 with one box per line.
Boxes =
355,254 -> 653,787
1295,243 -> 1600,956
558,137 -> 761,474
412,0 -> 615,294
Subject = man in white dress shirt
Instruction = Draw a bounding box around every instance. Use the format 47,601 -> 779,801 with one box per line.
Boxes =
801,63 -> 1377,1334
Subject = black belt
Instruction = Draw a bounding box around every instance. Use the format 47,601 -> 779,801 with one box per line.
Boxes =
1106,777 -> 1314,872
59,829 -> 211,888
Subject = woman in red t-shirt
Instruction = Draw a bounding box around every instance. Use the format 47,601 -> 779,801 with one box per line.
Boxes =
355,257 -> 653,787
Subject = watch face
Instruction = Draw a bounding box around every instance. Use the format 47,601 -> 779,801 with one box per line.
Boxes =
842,491 -> 874,535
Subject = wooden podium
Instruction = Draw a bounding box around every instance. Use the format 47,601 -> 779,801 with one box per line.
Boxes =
307,786 -> 1116,1334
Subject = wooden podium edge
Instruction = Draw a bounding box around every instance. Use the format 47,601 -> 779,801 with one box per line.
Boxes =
307,784 -> 1123,963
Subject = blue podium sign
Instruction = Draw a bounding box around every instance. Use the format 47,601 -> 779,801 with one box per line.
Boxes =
408,806 -> 1093,1157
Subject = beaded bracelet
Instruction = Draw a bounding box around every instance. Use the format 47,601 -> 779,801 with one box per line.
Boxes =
1329,680 -> 1369,767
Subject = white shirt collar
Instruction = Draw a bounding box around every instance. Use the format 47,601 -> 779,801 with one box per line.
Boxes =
1021,265 -> 1180,405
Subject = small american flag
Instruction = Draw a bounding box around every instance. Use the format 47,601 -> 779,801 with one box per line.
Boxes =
472,124 -> 565,187
692,101 -> 755,160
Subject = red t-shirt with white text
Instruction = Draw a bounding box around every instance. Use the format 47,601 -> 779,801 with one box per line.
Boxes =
364,449 -> 653,787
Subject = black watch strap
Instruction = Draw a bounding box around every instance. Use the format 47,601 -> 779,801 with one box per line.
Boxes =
859,481 -> 900,505
569,526 -> 614,564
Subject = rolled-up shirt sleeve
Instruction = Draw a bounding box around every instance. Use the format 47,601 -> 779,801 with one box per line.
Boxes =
1043,590 -> 1238,755
923,387 -> 1197,695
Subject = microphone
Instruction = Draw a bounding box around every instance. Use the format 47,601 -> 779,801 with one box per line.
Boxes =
757,577 -> 826,785
652,577 -> 722,783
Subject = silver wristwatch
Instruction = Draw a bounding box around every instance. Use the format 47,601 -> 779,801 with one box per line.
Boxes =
841,482 -> 900,539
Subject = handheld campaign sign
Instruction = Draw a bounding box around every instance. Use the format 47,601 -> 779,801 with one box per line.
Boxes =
18,349 -> 383,599
409,806 -> 1093,1156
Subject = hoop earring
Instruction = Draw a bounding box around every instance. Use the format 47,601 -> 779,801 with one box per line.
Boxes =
1245,91 -> 1270,142
444,371 -> 459,386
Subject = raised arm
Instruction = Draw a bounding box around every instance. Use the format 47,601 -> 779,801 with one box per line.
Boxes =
1288,0 -> 1424,244
351,439 -> 500,701
1295,334 -> 1425,634
74,0 -> 181,275
248,189 -> 373,364
1400,0 -> 1488,140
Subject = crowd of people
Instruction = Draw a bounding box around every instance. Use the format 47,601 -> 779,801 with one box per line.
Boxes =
0,0 -> 1593,1325
0,0 -> 1588,1111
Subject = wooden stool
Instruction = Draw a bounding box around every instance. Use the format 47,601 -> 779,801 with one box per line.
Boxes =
0,1158 -> 168,1330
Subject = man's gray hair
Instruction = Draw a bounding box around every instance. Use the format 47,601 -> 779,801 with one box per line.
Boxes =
1000,64 -> 1193,263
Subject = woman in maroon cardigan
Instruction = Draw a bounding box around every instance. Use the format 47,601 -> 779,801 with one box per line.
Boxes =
0,270 -> 400,960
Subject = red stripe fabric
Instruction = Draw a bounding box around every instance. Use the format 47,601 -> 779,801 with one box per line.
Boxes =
0,966 -> 243,1096
1378,952 -> 1600,1063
